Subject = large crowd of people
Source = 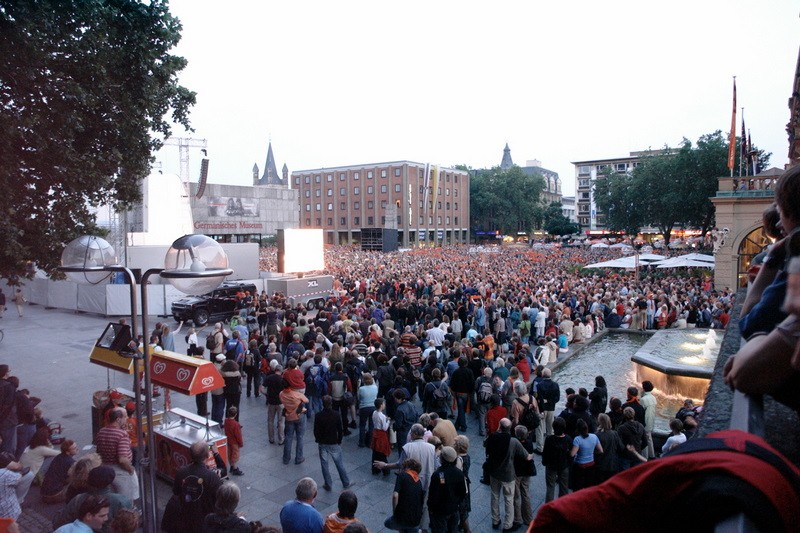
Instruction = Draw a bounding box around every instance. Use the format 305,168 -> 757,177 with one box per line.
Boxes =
20,167 -> 800,531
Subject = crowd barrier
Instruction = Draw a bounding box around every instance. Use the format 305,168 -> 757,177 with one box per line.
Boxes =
3,277 -> 267,317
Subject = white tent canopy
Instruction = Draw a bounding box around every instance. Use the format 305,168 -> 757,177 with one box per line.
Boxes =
681,253 -> 715,262
584,255 -> 664,269
590,242 -> 610,249
656,258 -> 715,269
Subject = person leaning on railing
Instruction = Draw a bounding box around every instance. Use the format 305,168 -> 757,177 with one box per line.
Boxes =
724,224 -> 800,411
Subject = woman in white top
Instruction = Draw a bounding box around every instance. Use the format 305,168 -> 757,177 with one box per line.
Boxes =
20,427 -> 60,479
661,418 -> 687,455
371,398 -> 392,475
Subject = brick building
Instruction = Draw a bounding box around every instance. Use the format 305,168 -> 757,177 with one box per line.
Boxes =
291,161 -> 470,247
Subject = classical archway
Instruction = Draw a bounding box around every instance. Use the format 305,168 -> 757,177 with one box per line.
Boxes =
736,225 -> 770,287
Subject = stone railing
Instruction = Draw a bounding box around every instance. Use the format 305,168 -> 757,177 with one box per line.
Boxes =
715,176 -> 777,198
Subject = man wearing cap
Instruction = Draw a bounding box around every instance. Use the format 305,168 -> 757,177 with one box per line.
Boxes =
52,465 -> 133,532
94,408 -> 138,502
426,446 -> 466,533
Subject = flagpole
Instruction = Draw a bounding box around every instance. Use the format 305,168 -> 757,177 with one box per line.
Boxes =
739,108 -> 745,178
727,77 -> 737,178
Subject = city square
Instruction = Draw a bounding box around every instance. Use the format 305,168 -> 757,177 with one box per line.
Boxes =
2,1 -> 800,532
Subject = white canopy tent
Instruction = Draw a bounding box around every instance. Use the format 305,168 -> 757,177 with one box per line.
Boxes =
656,258 -> 715,269
590,242 -> 610,249
584,255 -> 664,269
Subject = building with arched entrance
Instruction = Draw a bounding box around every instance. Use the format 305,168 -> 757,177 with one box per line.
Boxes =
711,172 -> 779,289
713,45 -> 800,289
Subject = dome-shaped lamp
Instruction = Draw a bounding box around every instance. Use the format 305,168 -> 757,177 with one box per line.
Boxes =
162,234 -> 232,295
60,235 -> 118,284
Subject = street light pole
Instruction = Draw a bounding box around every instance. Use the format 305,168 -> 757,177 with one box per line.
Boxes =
58,265 -> 150,528
62,234 -> 233,533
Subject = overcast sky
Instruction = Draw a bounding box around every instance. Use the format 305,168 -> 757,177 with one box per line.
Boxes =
154,1 -> 799,197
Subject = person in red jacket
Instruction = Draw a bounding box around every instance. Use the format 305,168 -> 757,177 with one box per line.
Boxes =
224,407 -> 244,476
486,394 -> 506,435
282,358 -> 306,390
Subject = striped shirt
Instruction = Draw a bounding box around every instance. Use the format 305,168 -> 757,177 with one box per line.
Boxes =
95,426 -> 132,464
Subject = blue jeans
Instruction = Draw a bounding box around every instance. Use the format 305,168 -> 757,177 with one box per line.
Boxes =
0,425 -> 16,456
384,515 -> 419,533
318,444 -> 349,488
15,423 -> 36,460
455,393 -> 469,431
429,512 -> 459,533
358,406 -> 375,447
211,395 -> 225,425
309,396 -> 323,418
283,417 -> 305,464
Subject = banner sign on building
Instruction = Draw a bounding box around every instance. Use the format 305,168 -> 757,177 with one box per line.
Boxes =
207,196 -> 260,218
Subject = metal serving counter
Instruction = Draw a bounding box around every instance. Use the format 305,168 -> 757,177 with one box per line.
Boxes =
153,407 -> 227,482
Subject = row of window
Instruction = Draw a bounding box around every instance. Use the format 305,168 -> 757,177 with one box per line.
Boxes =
304,201 -> 459,212
300,185 -> 460,198
295,169 -> 462,185
303,216 -> 460,227
578,162 -> 641,176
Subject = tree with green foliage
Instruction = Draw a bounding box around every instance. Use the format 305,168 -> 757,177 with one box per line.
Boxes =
470,166 -> 545,235
0,0 -> 195,280
592,169 -> 645,239
542,202 -> 579,236
594,131 -> 770,245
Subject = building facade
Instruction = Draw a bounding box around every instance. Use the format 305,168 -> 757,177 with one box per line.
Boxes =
498,145 -> 561,205
561,196 -> 576,223
291,161 -> 470,247
521,159 -> 561,205
188,182 -> 299,243
572,151 -> 658,232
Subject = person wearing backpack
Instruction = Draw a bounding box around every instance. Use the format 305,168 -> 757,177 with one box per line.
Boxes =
423,368 -> 450,420
511,381 -> 541,436
303,355 -> 329,417
208,322 -> 228,361
224,331 -> 246,363
242,340 -> 262,399
474,367 -> 495,437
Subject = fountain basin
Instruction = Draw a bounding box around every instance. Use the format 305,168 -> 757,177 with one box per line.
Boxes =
631,329 -> 719,398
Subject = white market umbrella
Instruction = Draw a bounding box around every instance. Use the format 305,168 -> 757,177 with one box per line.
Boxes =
637,253 -> 667,261
681,253 -> 715,263
656,258 -> 715,269
590,242 -> 610,249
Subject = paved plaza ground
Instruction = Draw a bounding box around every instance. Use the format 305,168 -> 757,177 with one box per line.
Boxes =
3,301 -> 552,532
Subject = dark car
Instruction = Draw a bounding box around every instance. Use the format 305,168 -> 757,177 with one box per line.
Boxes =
171,282 -> 258,327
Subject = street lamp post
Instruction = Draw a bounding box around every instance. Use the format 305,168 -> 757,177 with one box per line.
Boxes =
61,234 -> 232,533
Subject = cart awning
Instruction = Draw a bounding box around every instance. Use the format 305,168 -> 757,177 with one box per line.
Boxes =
149,350 -> 223,395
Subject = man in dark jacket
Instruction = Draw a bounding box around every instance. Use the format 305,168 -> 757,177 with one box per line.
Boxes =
617,406 -> 646,470
392,389 -> 420,455
313,396 -> 351,492
449,357 -> 474,432
621,386 -> 646,426
426,446 -> 466,533
165,440 -> 224,533
536,368 -> 560,437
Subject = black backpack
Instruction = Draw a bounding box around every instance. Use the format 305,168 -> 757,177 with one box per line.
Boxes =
205,332 -> 217,350
516,396 -> 540,430
431,381 -> 449,408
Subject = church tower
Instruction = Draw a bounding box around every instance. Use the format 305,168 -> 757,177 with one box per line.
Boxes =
282,163 -> 289,185
256,141 -> 283,186
252,163 -> 259,186
500,143 -> 514,169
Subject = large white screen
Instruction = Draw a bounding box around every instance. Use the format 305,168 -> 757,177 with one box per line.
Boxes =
278,229 -> 324,273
